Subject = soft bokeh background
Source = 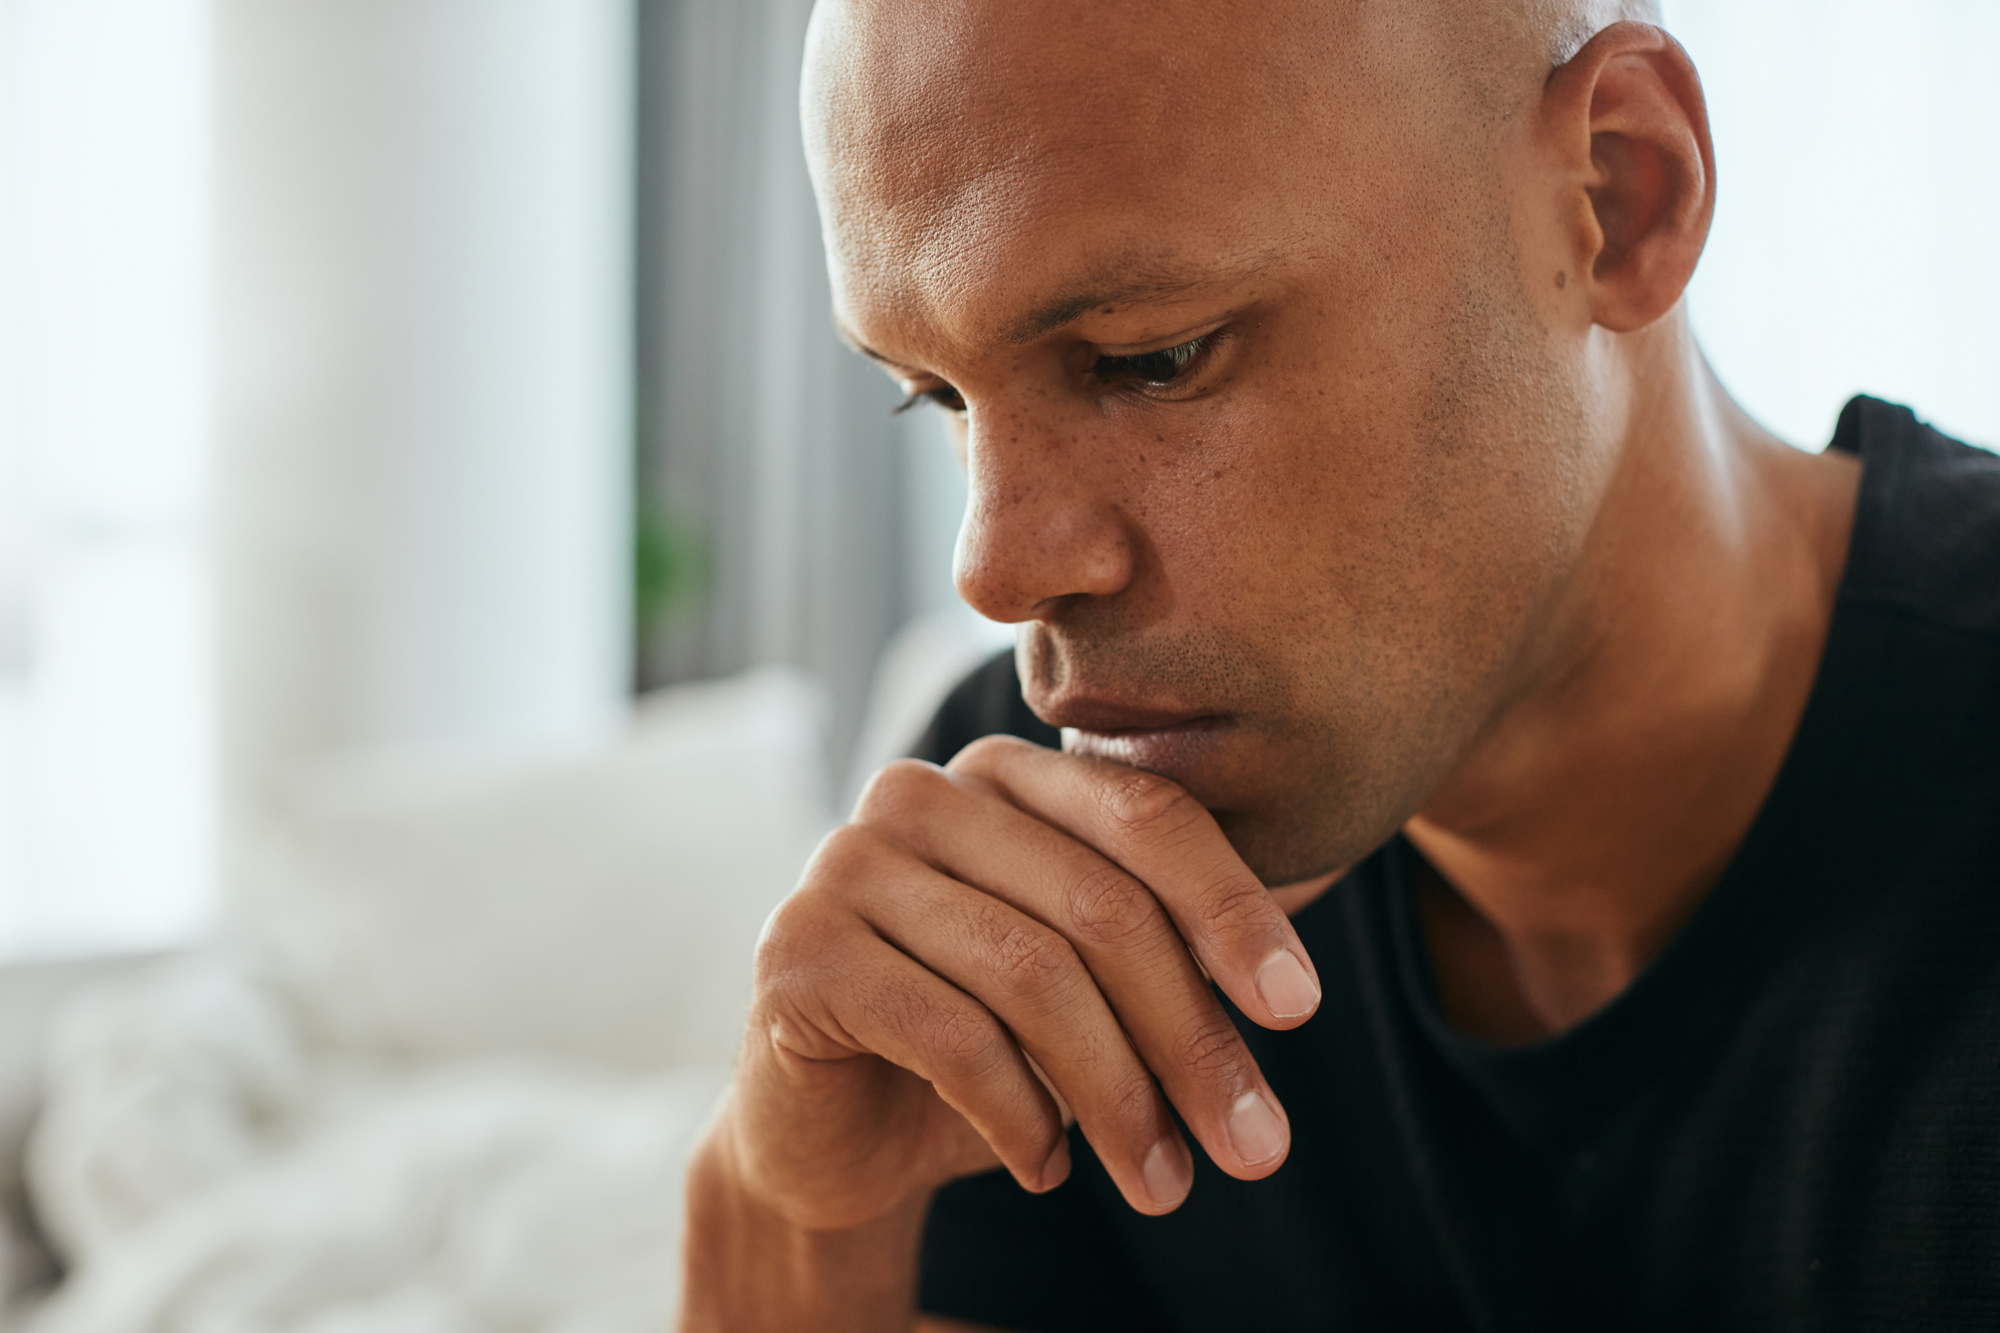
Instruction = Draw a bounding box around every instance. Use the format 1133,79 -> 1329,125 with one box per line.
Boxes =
1,0 -> 1995,968
0,0 -> 1992,1326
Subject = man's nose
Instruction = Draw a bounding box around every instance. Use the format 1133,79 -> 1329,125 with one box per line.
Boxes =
952,430 -> 1138,623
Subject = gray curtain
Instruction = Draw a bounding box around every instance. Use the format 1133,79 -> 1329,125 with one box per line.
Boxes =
635,0 -> 966,780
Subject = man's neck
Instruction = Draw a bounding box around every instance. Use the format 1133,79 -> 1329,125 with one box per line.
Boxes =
1400,317 -> 1863,1043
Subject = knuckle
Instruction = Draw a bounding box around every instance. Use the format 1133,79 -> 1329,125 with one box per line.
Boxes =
1105,1068 -> 1163,1129
984,919 -> 1078,995
1096,768 -> 1200,842
1187,870 -> 1278,937
750,896 -> 850,1011
802,822 -> 868,879
851,757 -> 948,824
755,828 -> 888,987
1174,1011 -> 1250,1085
945,732 -> 1028,776
1061,862 -> 1159,948
750,891 -> 821,980
795,824 -> 891,905
925,1002 -> 1010,1083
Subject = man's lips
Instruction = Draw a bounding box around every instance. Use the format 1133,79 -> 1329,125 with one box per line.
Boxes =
1039,696 -> 1219,734
1044,698 -> 1233,783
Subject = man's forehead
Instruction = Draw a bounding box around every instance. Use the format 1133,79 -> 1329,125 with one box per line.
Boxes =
802,0 -> 1574,358
805,0 -> 1304,138
805,0 -> 1609,219
808,0 -> 1353,183
804,0 -> 1374,353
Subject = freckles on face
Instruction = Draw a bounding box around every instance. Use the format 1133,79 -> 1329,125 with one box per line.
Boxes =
913,236 -> 1580,884
1006,237 -> 1588,882
807,0 -> 1602,881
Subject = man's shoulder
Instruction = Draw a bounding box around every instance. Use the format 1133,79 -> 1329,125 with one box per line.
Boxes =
908,651 -> 1061,767
1838,395 -> 2000,642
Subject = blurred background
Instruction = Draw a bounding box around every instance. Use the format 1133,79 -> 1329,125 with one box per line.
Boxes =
0,0 -> 1993,1327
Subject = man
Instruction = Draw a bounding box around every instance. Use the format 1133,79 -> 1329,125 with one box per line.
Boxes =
680,0 -> 2000,1327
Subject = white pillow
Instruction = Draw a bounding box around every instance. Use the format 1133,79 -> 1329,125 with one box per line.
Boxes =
842,607 -> 1015,808
246,669 -> 833,1072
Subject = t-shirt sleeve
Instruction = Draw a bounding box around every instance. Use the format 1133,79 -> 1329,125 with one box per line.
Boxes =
906,655 -> 1170,1331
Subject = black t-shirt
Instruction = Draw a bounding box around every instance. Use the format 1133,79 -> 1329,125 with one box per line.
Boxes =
910,397 -> 2000,1333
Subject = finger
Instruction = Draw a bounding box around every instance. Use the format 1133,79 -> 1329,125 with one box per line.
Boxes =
853,864 -> 1197,1213
859,759 -> 1286,1180
762,891 -> 1069,1197
947,737 -> 1323,1032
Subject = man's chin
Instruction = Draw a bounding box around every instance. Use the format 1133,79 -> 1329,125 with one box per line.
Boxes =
1058,708 -> 1416,884
1210,805 -> 1383,890
1208,784 -> 1416,888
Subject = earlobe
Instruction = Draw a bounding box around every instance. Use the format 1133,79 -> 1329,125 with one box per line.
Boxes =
1545,23 -> 1716,334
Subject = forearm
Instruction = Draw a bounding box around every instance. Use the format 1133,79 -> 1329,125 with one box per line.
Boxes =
678,1123 -> 933,1333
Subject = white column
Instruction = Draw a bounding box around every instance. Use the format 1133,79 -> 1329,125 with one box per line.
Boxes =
213,0 -> 634,860
0,0 -> 218,955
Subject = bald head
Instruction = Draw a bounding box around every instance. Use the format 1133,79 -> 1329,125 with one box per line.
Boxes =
801,0 -> 1714,880
804,0 -> 1673,368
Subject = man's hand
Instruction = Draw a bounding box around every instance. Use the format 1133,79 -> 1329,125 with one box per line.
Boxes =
678,735 -> 1325,1331
725,734 -> 1323,1230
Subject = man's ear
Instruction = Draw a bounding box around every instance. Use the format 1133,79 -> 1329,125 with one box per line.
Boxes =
1544,22 -> 1716,333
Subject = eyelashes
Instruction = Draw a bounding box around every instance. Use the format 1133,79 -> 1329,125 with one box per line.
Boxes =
1091,331 -> 1215,387
891,331 -> 1221,417
892,384 -> 966,415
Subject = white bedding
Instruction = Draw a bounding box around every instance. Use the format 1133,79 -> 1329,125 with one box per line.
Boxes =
22,669 -> 836,1333
28,958 -> 724,1333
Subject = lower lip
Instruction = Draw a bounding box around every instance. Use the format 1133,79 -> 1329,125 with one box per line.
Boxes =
1061,717 -> 1231,784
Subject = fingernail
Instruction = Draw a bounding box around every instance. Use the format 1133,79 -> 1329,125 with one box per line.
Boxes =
1256,949 -> 1321,1020
1142,1138 -> 1191,1209
1226,1091 -> 1286,1167
1039,1135 -> 1072,1191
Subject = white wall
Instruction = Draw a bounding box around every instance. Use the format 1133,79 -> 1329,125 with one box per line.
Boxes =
0,0 -> 637,956
1667,0 -> 2000,451
0,0 -> 218,956
213,0 -> 636,873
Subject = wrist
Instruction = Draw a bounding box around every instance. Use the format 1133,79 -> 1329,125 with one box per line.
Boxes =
679,1115 -> 935,1333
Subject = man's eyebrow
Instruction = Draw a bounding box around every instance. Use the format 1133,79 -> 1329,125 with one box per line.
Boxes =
999,274 -> 1213,345
834,256 -> 1274,363
834,327 -> 909,371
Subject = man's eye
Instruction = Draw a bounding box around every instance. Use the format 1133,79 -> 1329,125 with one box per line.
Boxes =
892,384 -> 966,415
889,333 -> 1216,416
1092,333 -> 1213,387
